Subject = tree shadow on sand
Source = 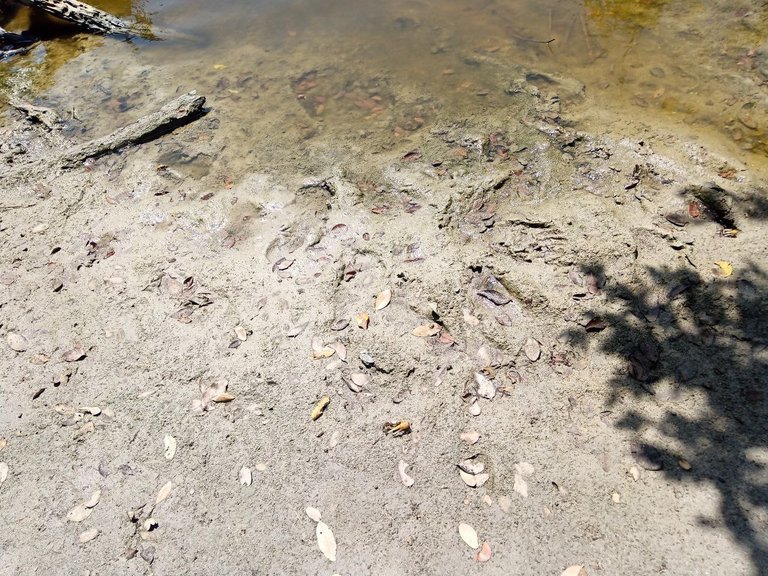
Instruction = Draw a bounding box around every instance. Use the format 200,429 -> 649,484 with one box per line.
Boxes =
563,189 -> 768,573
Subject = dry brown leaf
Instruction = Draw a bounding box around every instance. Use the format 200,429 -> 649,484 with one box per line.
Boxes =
355,312 -> 370,330
306,507 -> 322,522
78,528 -> 99,543
374,289 -> 392,311
458,523 -> 479,549
212,392 -> 235,403
412,323 -> 441,337
66,504 -> 92,522
398,460 -> 415,487
524,338 -> 541,361
62,347 -> 87,362
316,521 -> 337,561
156,481 -> 173,505
0,462 -> 8,486
561,566 -> 588,576
164,435 -> 177,460
311,396 -> 331,421
6,332 -> 28,352
476,542 -> 492,563
239,466 -> 253,486
460,430 -> 480,445
383,420 -> 411,436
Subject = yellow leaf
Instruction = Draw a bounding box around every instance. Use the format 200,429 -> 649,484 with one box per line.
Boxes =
311,396 -> 330,421
713,261 -> 733,278
355,312 -> 370,329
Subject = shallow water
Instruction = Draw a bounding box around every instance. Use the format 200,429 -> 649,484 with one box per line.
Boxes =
2,0 -> 767,173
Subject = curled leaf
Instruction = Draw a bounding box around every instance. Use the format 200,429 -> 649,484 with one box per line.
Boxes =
398,460 -> 415,487
383,420 -> 411,436
311,396 -> 331,421
476,541 -> 492,562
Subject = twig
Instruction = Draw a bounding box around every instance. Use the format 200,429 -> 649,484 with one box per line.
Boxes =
0,91 -> 207,182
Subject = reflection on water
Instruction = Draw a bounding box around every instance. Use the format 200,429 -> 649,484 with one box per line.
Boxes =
2,0 -> 767,167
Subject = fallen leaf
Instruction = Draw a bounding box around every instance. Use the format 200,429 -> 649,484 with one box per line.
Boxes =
375,289 -> 392,311
331,318 -> 349,331
524,338 -> 541,361
611,492 -> 621,503
713,260 -> 733,278
383,420 -> 411,436
688,201 -> 701,218
81,406 -> 101,416
313,346 -> 336,359
164,435 -> 177,460
477,289 -> 511,306
6,332 -> 28,352
460,430 -> 480,445
328,342 -> 347,361
629,466 -> 641,481
561,566 -> 588,576
316,521 -> 337,561
460,470 -> 490,488
286,322 -> 309,337
0,462 -> 8,485
463,309 -> 480,326
458,523 -> 479,549
212,392 -> 235,403
398,460 -> 415,487
156,481 -> 173,505
66,505 -> 92,522
474,373 -> 496,400
78,529 -> 99,543
469,401 -> 482,416
355,312 -> 370,329
678,458 -> 692,471
350,373 -> 370,391
311,396 -> 331,421
306,507 -> 322,522
412,323 -> 441,337
239,466 -> 252,486
476,541 -> 492,563
85,490 -> 101,508
62,347 -> 87,362
458,455 -> 485,475
234,325 -> 248,341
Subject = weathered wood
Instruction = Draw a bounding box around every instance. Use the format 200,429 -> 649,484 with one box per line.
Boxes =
15,0 -> 130,35
0,92 -> 207,181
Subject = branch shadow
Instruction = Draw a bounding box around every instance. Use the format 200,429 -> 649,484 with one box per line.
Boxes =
564,254 -> 768,573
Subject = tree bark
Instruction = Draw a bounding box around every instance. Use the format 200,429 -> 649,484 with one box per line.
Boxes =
15,0 -> 130,35
1,92 -> 207,182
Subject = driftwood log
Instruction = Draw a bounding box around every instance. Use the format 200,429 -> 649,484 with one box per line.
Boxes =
15,0 -> 130,35
1,91 -> 207,181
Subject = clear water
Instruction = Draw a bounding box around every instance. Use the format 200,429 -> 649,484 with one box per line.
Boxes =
3,0 -> 767,173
